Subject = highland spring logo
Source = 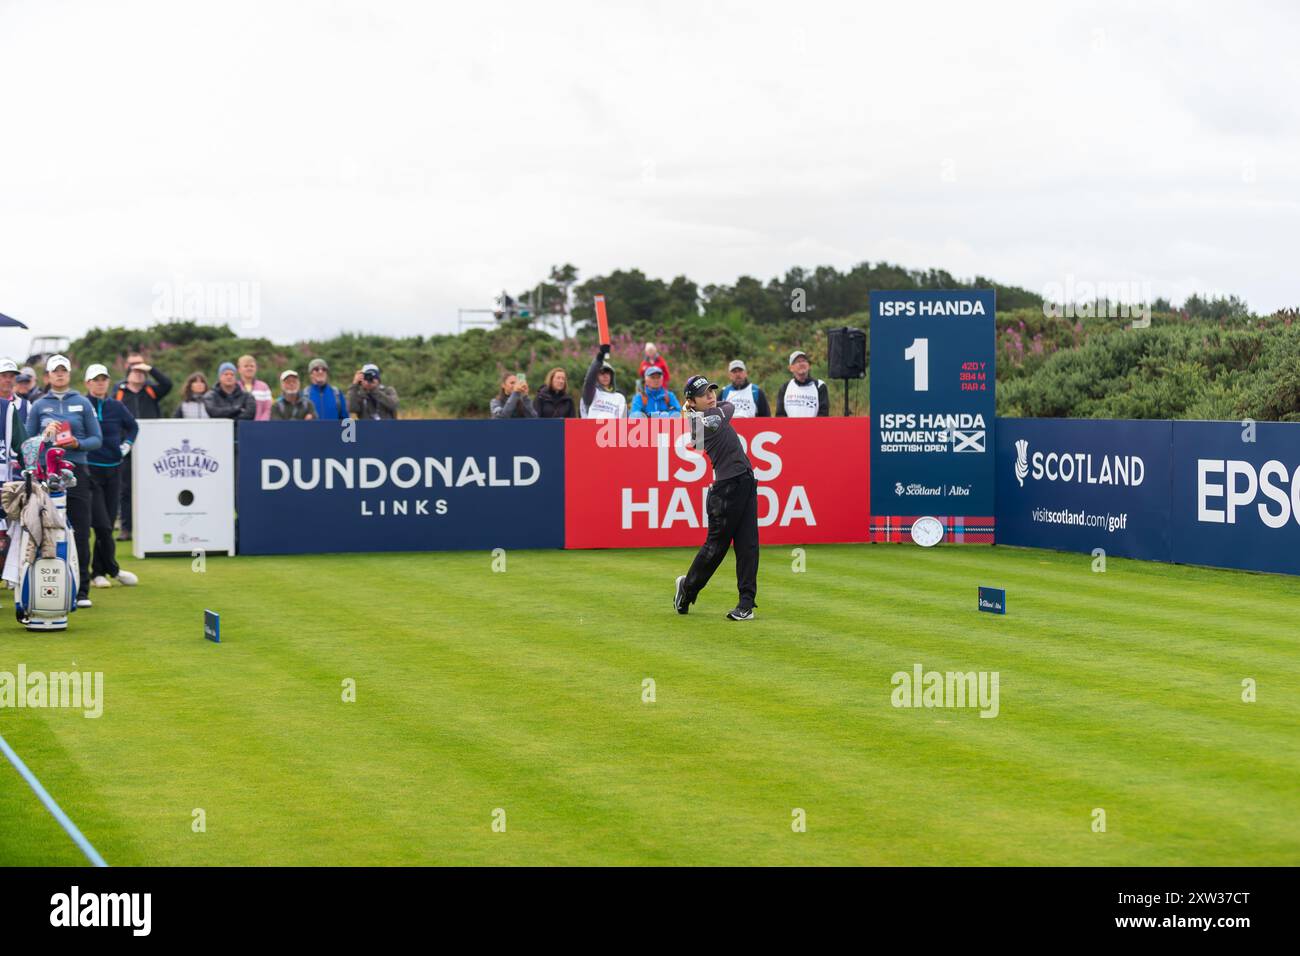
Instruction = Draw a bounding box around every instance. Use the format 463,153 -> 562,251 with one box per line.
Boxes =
153,439 -> 220,480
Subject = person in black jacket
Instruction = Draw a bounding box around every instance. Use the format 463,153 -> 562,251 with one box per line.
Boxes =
112,351 -> 172,540
533,367 -> 577,418
84,364 -> 140,588
674,375 -> 760,621
205,362 -> 257,420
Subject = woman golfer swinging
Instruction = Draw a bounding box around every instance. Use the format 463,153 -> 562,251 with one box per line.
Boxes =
675,375 -> 759,620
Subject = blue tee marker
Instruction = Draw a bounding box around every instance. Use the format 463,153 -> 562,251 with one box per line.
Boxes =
204,609 -> 220,643
978,587 -> 1006,615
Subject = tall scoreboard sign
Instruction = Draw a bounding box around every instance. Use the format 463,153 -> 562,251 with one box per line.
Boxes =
870,290 -> 996,542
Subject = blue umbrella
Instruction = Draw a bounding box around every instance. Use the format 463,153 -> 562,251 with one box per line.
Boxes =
0,313 -> 28,328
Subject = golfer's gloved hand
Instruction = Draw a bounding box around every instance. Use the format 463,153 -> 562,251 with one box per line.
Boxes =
598,343 -> 610,359
120,442 -> 132,458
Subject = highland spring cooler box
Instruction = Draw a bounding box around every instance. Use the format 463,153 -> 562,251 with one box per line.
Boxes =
131,419 -> 236,558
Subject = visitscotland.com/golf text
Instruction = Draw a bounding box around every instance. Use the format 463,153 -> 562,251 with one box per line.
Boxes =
1031,507 -> 1130,534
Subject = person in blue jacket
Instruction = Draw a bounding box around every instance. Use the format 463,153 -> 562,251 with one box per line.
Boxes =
84,363 -> 140,590
305,358 -> 348,420
629,367 -> 682,418
26,355 -> 104,608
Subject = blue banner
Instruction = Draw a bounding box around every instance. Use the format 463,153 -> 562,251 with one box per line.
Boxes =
1171,420 -> 1300,575
870,290 -> 996,523
236,420 -> 565,555
995,418 -> 1173,562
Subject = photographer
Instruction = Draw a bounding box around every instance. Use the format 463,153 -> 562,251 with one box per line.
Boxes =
491,372 -> 538,419
347,364 -> 399,420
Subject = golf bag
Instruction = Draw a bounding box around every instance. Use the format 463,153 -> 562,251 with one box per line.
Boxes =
5,439 -> 80,630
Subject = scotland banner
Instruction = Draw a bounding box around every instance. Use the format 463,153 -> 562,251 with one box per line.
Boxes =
236,420 -> 565,555
1171,420 -> 1300,575
870,289 -> 995,542
995,418 -> 1173,562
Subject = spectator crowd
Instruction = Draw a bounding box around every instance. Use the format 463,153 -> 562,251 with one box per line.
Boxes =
0,339 -> 832,600
489,342 -> 830,420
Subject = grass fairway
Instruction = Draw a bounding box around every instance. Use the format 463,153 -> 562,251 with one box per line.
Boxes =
1,543 -> 1297,866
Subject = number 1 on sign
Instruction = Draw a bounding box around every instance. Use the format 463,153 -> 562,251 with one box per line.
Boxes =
904,337 -> 929,391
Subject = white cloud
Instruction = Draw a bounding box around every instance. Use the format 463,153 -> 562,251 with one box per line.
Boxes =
0,0 -> 1295,349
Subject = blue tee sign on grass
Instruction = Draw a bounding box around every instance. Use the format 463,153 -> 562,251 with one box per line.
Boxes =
978,586 -> 1006,614
204,609 -> 220,643
870,290 -> 996,542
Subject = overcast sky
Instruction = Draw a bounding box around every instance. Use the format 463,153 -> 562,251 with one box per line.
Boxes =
1,0 -> 1296,350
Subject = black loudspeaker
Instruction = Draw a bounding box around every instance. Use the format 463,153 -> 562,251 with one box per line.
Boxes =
827,327 -> 866,379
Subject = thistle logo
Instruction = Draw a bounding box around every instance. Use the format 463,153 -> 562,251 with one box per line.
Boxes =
1015,439 -> 1030,487
895,482 -> 904,496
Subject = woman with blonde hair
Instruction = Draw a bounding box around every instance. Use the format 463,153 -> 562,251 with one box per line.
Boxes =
533,367 -> 577,418
237,354 -> 273,421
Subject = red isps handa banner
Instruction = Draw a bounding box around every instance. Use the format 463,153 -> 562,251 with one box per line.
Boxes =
563,417 -> 871,548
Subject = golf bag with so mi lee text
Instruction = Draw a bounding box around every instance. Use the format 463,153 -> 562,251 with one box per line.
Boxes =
1,438 -> 80,630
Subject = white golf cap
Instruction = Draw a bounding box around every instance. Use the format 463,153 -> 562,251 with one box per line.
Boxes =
84,363 -> 110,381
788,349 -> 810,364
0,358 -> 18,374
728,359 -> 746,372
280,369 -> 300,382
46,354 -> 71,372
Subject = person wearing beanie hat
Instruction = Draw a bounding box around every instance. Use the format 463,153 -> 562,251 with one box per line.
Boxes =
204,361 -> 256,420
579,344 -> 626,419
84,362 -> 140,589
305,357 -> 347,421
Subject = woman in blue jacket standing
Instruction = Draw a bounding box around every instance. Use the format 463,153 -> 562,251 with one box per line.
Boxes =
25,355 -> 104,608
84,364 -> 140,590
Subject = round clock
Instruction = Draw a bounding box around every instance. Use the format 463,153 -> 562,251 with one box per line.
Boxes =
910,515 -> 944,548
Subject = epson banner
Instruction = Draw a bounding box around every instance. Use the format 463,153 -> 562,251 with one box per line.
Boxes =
995,418 -> 1172,561
1171,420 -> 1300,575
236,420 -> 565,555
